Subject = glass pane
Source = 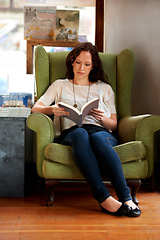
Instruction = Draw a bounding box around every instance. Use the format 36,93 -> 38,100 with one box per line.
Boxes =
0,0 -> 10,8
13,0 -> 24,8
0,0 -> 96,101
23,0 -> 95,7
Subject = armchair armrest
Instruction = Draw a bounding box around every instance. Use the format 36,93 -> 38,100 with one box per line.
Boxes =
118,114 -> 160,178
118,114 -> 151,143
27,113 -> 55,178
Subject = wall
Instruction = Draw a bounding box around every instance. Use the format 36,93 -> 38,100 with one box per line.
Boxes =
105,0 -> 160,115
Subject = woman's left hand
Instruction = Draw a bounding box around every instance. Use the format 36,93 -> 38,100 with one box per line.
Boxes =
90,109 -> 117,131
90,108 -> 105,122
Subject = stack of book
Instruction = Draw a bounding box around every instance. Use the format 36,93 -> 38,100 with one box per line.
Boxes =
0,73 -> 35,108
0,93 -> 32,107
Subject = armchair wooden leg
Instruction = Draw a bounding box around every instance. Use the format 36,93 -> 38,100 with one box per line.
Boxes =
127,179 -> 141,206
45,179 -> 58,207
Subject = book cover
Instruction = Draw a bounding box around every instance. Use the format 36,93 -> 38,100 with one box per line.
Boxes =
56,10 -> 79,42
24,6 -> 56,40
59,98 -> 99,127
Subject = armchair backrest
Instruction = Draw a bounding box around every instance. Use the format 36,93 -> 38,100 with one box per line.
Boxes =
35,45 -> 135,120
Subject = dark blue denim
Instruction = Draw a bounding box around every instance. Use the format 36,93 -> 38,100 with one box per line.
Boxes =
60,127 -> 132,203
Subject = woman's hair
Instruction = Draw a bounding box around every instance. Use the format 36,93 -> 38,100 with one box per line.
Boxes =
66,42 -> 108,83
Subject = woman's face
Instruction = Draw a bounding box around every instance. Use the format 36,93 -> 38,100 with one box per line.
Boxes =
72,51 -> 93,82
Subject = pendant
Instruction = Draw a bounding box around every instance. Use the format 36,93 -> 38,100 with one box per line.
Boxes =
73,104 -> 77,108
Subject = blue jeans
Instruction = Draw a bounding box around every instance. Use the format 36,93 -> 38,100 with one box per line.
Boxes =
60,127 -> 132,203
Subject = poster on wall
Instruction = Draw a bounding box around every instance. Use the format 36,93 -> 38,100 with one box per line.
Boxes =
24,6 -> 56,40
56,10 -> 79,42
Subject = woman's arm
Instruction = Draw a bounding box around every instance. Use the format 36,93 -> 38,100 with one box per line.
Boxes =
90,109 -> 117,131
32,101 -> 70,117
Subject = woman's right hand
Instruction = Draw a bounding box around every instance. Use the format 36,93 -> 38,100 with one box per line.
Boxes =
51,104 -> 70,117
31,101 -> 70,117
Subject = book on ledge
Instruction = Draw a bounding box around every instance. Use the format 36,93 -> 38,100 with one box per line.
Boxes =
58,98 -> 99,127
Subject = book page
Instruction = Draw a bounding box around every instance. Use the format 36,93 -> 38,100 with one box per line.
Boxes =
81,98 -> 99,121
59,98 -> 99,127
58,102 -> 82,127
58,101 -> 81,115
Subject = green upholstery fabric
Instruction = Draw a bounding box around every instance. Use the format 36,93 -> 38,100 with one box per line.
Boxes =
42,158 -> 148,180
122,160 -> 148,179
27,112 -> 55,178
45,143 -> 74,166
116,49 -> 135,119
27,45 -> 160,183
114,141 -> 146,164
45,141 -> 146,166
35,46 -> 50,100
48,51 -> 69,84
43,160 -> 84,180
118,115 -> 160,178
98,53 -> 117,93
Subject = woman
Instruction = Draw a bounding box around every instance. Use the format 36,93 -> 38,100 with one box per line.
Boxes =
32,42 -> 141,217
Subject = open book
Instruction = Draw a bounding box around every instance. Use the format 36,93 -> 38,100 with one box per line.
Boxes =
58,98 -> 99,127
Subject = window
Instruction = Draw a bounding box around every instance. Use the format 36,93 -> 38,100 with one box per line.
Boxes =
0,0 -> 96,94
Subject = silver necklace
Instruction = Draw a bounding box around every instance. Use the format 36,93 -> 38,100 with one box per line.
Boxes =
72,80 -> 91,108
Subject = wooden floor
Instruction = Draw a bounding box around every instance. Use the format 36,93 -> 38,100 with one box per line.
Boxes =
0,181 -> 160,240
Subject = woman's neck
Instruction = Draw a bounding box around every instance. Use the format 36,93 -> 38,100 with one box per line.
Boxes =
72,78 -> 90,86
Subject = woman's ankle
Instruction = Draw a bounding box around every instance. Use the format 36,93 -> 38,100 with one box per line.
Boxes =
124,200 -> 139,210
100,196 -> 122,212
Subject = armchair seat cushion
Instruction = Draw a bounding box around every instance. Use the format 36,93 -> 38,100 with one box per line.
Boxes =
114,141 -> 146,163
45,140 -> 146,166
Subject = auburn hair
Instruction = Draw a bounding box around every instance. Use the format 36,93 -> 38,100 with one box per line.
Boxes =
66,42 -> 108,83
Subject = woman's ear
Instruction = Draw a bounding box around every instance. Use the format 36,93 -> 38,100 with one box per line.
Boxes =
71,59 -> 74,66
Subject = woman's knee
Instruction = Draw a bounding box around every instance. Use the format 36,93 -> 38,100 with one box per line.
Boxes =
71,127 -> 89,142
72,127 -> 88,136
90,131 -> 118,147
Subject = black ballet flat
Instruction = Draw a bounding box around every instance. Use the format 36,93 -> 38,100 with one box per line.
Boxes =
99,203 -> 131,216
125,207 -> 142,217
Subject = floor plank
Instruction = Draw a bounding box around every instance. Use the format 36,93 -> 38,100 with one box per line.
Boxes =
0,182 -> 160,240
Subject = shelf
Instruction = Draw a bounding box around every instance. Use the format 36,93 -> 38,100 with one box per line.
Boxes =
26,0 -> 104,74
27,40 -> 79,74
27,39 -> 80,47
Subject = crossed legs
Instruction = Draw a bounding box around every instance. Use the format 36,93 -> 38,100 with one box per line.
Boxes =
61,128 -> 137,212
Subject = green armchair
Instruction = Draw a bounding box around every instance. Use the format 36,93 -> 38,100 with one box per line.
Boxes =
27,45 -> 160,206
